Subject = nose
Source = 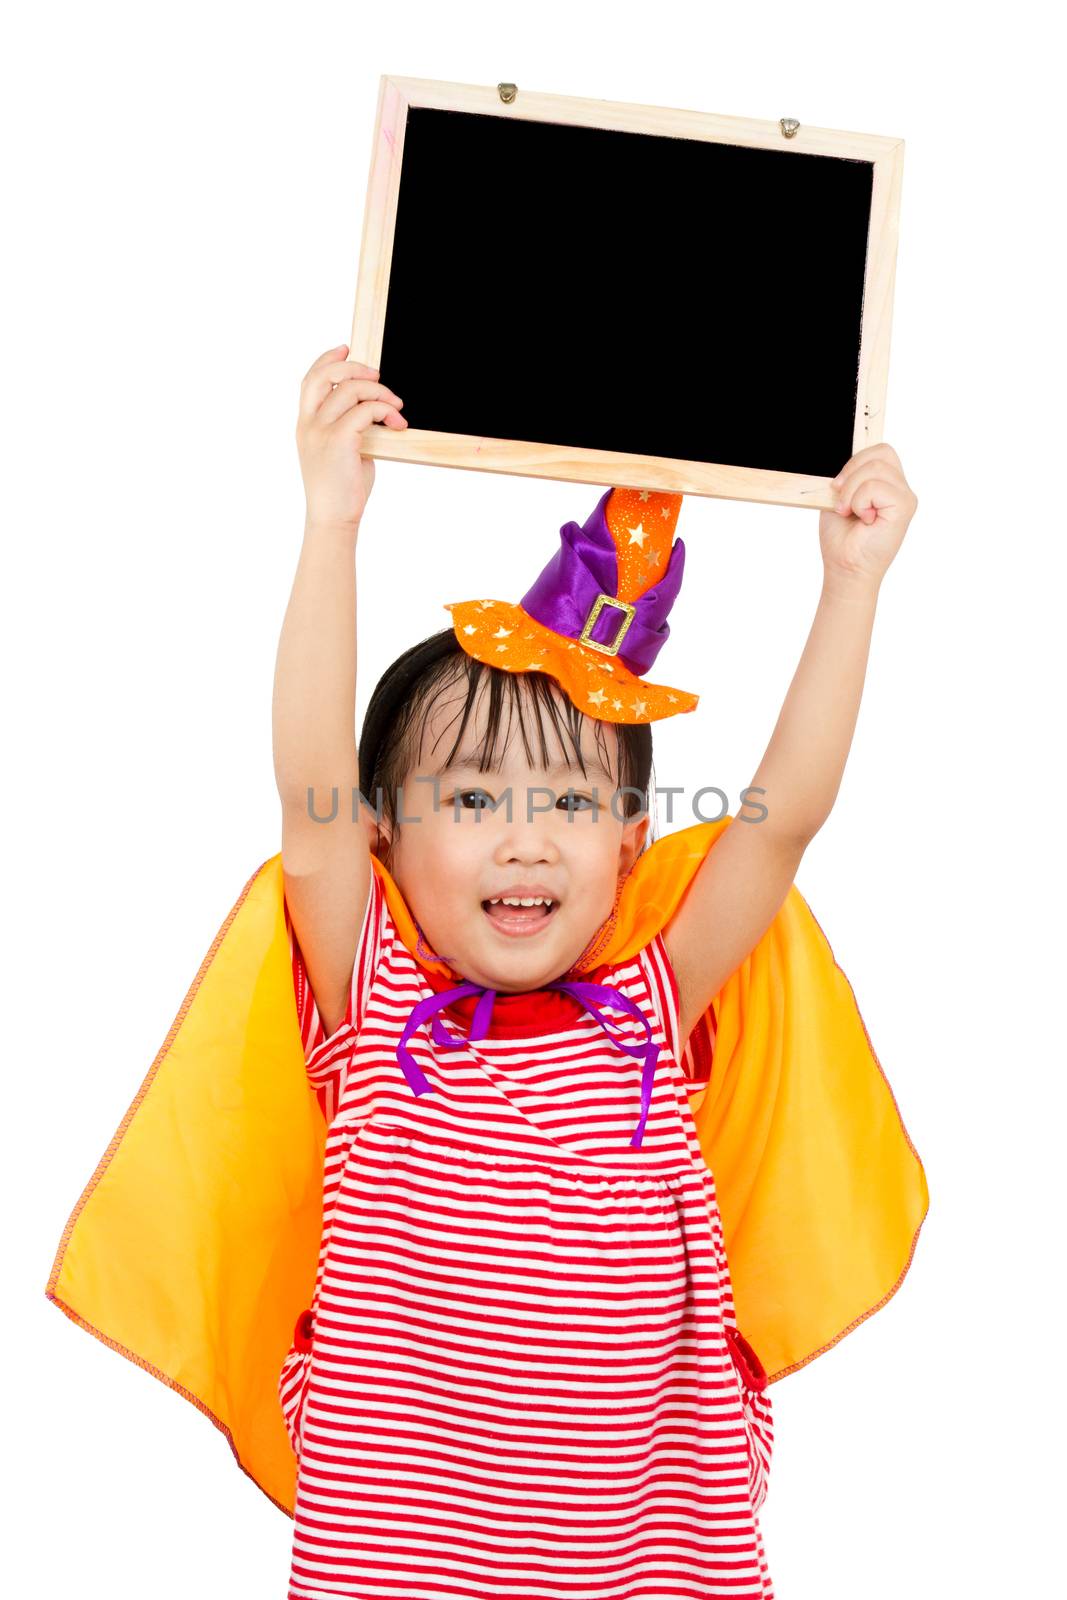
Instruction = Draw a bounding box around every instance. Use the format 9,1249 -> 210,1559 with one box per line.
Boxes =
492,810 -> 562,867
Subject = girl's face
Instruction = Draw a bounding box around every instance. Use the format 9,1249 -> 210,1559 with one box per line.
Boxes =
371,673 -> 649,992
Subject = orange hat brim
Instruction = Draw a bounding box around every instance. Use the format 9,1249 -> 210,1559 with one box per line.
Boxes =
444,600 -> 699,725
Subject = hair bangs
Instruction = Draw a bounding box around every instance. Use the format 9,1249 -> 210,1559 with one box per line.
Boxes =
358,630 -> 655,861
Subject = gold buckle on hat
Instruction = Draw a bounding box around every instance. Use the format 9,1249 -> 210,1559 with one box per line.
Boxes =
579,593 -> 636,656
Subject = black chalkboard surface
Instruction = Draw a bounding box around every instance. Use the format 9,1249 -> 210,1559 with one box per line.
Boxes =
353,81 -> 903,506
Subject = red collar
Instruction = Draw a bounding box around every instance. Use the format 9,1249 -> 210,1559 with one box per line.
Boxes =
421,961 -> 614,1038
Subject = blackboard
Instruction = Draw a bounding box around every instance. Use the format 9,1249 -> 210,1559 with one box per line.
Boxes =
353,80 -> 904,508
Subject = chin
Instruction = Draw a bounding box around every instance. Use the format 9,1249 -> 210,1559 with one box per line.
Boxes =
473,935 -> 560,987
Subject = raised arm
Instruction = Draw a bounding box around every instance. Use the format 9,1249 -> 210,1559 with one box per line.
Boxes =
663,443 -> 919,1047
273,344 -> 407,1037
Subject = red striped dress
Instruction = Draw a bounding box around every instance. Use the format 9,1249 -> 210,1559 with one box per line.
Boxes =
279,868 -> 775,1599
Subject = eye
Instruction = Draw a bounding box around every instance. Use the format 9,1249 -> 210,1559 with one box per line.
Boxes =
454,787 -> 493,810
557,789 -> 595,812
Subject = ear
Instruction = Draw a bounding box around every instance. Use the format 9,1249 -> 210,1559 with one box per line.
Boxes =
358,797 -> 390,861
618,810 -> 651,877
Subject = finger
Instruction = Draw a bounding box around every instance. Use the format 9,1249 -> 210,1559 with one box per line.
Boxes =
318,358 -> 384,385
830,442 -> 902,485
318,379 -> 405,426
318,361 -> 398,402
839,476 -> 897,523
299,358 -> 386,422
832,442 -> 902,475
343,399 -> 408,433
832,460 -> 906,514
302,345 -> 354,383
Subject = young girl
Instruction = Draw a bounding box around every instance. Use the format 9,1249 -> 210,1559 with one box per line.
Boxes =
271,343 -> 922,1599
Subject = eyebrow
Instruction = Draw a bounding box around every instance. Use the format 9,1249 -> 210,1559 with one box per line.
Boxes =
435,750 -> 616,781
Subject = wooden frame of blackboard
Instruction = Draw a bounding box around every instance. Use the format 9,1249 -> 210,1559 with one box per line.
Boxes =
349,76 -> 904,511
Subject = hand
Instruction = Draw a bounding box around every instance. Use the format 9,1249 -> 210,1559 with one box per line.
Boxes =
819,443 -> 918,587
295,343 -> 407,532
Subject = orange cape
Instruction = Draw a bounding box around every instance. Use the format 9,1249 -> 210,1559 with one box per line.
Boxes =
46,819 -> 928,1517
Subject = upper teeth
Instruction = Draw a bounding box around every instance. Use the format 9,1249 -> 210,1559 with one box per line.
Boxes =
488,896 -> 554,907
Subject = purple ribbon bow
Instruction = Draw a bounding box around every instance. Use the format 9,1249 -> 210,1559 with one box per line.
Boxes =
518,486 -> 686,675
396,977 -> 659,1149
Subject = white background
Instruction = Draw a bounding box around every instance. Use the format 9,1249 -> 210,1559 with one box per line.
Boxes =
6,3 -> 1064,1595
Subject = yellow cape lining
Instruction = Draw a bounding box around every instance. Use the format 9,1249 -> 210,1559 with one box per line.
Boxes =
46,819 -> 928,1516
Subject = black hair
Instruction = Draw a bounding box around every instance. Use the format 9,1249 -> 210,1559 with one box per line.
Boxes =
357,629 -> 656,871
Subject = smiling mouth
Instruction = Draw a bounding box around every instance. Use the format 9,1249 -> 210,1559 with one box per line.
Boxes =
481,899 -> 560,937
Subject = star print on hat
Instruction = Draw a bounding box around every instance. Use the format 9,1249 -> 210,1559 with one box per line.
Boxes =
443,487 -> 699,725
